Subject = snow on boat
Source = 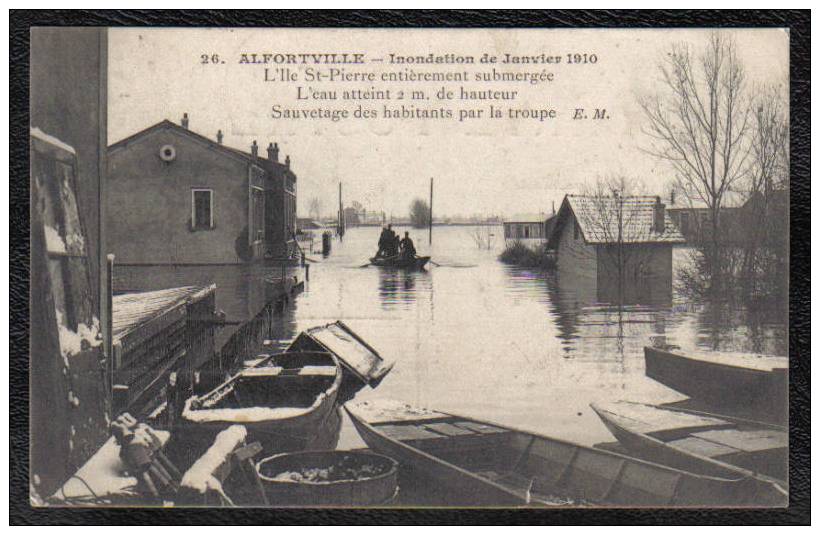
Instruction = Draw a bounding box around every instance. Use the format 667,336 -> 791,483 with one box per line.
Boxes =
344,399 -> 783,507
590,400 -> 787,504
644,346 -> 788,421
369,255 -> 430,270
287,320 -> 394,398
180,352 -> 342,453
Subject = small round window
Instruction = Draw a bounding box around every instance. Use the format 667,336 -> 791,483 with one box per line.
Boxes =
159,144 -> 176,162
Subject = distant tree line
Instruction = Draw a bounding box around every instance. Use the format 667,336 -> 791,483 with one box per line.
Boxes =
410,198 -> 430,229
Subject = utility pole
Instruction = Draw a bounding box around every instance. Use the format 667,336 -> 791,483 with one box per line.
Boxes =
338,181 -> 344,240
429,177 -> 433,245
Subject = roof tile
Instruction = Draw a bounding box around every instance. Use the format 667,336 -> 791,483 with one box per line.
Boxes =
566,195 -> 686,244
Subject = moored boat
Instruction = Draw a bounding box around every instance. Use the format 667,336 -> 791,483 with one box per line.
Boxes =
287,320 -> 394,399
590,400 -> 787,501
180,351 -> 342,453
369,255 -> 430,270
345,399 -> 785,507
644,346 -> 788,422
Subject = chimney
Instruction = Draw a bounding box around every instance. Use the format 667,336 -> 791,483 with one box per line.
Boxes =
216,130 -> 223,145
267,142 -> 279,162
181,113 -> 189,129
251,140 -> 258,158
653,196 -> 666,233
285,155 -> 291,168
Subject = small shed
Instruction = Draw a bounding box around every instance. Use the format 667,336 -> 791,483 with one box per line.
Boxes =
503,213 -> 555,243
547,195 -> 685,302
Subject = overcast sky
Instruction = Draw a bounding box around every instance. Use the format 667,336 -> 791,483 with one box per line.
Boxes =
108,28 -> 788,218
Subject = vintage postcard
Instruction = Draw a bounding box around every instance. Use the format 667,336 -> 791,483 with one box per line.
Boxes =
28,24 -> 792,510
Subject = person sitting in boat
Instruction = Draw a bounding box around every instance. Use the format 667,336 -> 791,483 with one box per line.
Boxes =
399,232 -> 416,260
376,224 -> 393,258
391,233 -> 401,257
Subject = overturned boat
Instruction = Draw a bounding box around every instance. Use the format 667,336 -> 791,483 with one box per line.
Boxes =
345,399 -> 784,507
180,352 -> 342,453
369,254 -> 430,270
287,320 -> 394,400
590,400 -> 787,504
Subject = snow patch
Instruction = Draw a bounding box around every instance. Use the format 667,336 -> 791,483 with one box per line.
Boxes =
181,425 -> 247,494
56,311 -> 102,368
44,224 -> 67,253
182,402 -> 318,424
30,127 -> 77,155
64,230 -> 85,253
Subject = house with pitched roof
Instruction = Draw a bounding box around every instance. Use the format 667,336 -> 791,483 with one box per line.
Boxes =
547,194 -> 685,302
107,114 -> 297,264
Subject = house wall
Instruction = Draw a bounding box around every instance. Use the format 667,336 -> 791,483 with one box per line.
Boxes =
596,243 -> 673,304
504,222 -> 546,239
108,128 -> 260,264
556,211 -> 598,292
266,166 -> 297,258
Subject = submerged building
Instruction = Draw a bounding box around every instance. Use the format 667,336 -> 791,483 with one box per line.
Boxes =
548,195 -> 685,303
106,115 -> 297,265
502,213 -> 556,246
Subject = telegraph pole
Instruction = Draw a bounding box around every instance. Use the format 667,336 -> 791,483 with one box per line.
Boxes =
429,177 -> 434,245
338,181 -> 344,240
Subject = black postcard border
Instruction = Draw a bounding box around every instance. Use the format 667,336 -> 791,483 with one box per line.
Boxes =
9,9 -> 810,526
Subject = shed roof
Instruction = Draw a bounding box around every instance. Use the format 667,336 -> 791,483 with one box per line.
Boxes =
503,213 -> 554,224
552,195 -> 685,246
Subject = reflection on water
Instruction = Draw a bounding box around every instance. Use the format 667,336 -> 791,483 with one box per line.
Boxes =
378,268 -> 431,308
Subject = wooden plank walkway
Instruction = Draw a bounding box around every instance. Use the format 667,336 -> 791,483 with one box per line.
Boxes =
112,285 -> 216,342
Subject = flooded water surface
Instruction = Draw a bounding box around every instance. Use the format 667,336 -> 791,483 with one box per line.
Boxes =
268,225 -> 787,449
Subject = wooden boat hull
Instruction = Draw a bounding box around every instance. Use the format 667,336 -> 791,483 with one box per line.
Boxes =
644,347 -> 788,420
287,320 -> 394,400
345,400 -> 782,507
590,401 -> 787,506
179,352 -> 342,456
348,409 -> 526,506
369,255 -> 430,270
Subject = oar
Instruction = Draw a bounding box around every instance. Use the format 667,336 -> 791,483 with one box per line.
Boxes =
359,263 -> 370,268
429,259 -> 443,267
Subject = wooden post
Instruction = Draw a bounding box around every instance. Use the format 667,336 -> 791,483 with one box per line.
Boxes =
106,254 -> 115,405
338,181 -> 344,240
429,177 -> 433,245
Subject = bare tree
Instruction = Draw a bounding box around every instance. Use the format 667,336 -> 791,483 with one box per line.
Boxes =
739,85 -> 789,301
308,197 -> 322,220
749,85 -> 788,196
640,32 -> 752,293
470,225 -> 495,250
410,198 -> 430,229
576,176 -> 652,304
